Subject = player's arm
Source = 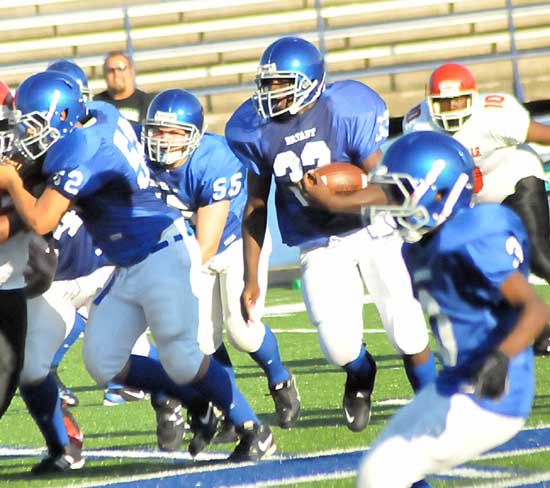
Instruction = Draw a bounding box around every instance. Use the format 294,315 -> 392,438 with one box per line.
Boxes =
298,149 -> 387,213
525,119 -> 550,145
195,199 -> 230,265
475,271 -> 548,399
0,163 -> 70,235
498,271 -> 548,356
241,170 -> 270,322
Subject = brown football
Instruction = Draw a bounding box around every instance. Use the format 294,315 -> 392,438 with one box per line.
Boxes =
312,162 -> 368,193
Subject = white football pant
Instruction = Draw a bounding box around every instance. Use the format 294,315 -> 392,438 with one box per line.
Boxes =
357,383 -> 525,487
197,230 -> 272,355
21,266 -> 113,385
300,215 -> 428,367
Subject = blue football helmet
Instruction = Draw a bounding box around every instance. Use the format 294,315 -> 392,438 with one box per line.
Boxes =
369,131 -> 474,242
47,59 -> 91,101
142,88 -> 204,166
253,36 -> 325,119
14,70 -> 87,160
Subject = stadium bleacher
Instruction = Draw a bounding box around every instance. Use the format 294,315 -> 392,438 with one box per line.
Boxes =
0,0 -> 548,133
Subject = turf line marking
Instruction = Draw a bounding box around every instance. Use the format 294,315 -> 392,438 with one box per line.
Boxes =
218,470 -> 357,487
270,328 -> 386,333
66,426 -> 550,487
467,471 -> 550,487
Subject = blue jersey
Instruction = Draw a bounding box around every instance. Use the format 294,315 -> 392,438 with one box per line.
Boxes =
149,132 -> 246,254
226,80 -> 389,247
42,101 -> 181,267
52,210 -> 108,281
404,203 -> 534,418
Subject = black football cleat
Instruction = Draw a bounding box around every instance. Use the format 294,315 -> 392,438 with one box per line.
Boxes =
533,325 -> 550,356
31,439 -> 85,475
269,372 -> 301,429
187,401 -> 221,457
228,422 -> 276,462
212,416 -> 240,444
151,396 -> 186,452
342,351 -> 377,432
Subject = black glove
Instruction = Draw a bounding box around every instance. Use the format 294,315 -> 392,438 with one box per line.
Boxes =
474,349 -> 509,399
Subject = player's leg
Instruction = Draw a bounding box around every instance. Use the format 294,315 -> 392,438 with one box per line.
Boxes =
20,286 -> 84,474
105,226 -> 275,461
220,235 -> 300,428
0,289 -> 26,419
150,230 -> 275,460
359,229 -> 436,391
50,311 -> 85,407
357,384 -> 525,487
194,264 -> 239,444
103,330 -> 152,406
300,231 -> 376,432
502,172 -> 550,355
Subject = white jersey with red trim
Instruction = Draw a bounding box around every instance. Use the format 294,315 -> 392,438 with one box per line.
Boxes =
402,93 -> 544,202
0,191 -> 31,290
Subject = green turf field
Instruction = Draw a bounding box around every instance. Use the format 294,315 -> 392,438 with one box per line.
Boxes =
1,285 -> 549,487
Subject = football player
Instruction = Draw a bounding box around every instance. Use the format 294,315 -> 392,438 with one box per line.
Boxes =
225,36 -> 436,433
0,79 -> 37,419
142,88 -> 300,441
44,59 -> 151,408
0,70 -> 275,462
403,61 -> 550,355
20,207 -> 175,473
357,131 -> 547,487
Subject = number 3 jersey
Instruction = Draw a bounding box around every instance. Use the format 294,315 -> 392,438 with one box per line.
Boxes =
149,132 -> 246,255
404,203 -> 534,418
42,101 -> 181,267
226,80 -> 389,248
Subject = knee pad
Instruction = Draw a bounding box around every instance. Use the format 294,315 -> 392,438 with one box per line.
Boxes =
157,340 -> 204,385
83,339 -> 116,386
226,319 -> 265,353
19,361 -> 50,386
318,322 -> 362,366
389,300 -> 430,355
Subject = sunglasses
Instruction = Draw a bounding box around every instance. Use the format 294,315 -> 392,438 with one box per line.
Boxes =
104,62 -> 130,74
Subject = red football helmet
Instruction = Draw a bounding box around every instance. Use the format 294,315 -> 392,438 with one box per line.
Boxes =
0,80 -> 14,158
427,62 -> 477,132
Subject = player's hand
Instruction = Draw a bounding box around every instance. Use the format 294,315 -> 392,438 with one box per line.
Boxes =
0,161 -> 19,190
24,235 -> 58,298
474,349 -> 509,399
298,170 -> 334,209
240,281 -> 261,325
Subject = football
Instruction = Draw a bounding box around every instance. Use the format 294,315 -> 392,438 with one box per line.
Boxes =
311,162 -> 368,193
